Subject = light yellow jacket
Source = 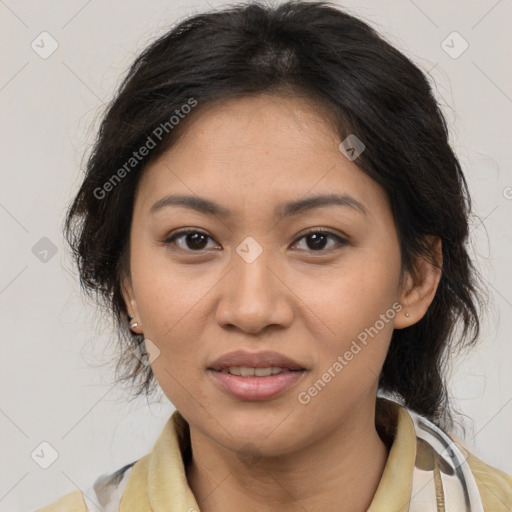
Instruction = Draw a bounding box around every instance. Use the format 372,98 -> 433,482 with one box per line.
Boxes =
35,400 -> 512,511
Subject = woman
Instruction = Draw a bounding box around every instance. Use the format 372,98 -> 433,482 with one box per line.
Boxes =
37,1 -> 511,511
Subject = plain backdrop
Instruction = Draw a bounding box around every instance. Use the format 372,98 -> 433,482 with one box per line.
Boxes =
0,0 -> 511,510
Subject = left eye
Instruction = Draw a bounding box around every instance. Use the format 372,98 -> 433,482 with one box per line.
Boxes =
293,230 -> 347,252
163,229 -> 347,253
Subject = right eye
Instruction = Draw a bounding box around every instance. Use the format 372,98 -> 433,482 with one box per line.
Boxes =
163,229 -> 220,252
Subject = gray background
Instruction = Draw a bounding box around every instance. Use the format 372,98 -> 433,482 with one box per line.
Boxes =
0,0 -> 510,510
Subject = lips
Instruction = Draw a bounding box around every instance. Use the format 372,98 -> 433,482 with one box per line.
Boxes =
207,349 -> 306,372
208,370 -> 306,401
207,350 -> 307,401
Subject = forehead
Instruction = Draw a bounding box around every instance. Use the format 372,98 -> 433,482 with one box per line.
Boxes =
179,92 -> 339,145
135,93 -> 388,218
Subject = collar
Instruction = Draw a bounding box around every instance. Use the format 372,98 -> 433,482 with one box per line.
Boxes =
119,399 -> 417,511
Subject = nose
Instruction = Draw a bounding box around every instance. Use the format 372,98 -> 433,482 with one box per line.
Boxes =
214,243 -> 294,335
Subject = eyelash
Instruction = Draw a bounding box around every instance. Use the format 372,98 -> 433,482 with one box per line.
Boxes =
162,228 -> 349,254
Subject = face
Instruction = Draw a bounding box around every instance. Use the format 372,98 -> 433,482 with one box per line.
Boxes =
123,93 -> 414,457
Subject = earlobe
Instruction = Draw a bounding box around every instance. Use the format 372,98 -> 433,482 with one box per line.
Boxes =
394,237 -> 442,329
121,275 -> 143,333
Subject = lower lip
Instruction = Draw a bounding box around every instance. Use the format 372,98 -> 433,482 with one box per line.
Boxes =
207,369 -> 306,401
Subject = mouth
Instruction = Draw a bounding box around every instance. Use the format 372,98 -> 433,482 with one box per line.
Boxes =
207,350 -> 307,401
211,366 -> 304,377
207,368 -> 306,401
208,349 -> 307,373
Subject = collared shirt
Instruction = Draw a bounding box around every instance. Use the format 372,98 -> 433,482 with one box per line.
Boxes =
35,399 -> 512,511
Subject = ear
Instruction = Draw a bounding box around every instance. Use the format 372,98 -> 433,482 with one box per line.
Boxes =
394,236 -> 443,329
121,273 -> 143,334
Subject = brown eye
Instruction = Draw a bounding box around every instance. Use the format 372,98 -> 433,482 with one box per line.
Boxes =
293,230 -> 348,252
163,228 -> 348,254
164,230 -> 218,251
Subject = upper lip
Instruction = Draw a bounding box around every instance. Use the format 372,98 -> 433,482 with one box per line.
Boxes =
208,350 -> 306,371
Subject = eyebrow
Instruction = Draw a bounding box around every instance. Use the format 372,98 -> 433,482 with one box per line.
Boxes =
150,193 -> 368,218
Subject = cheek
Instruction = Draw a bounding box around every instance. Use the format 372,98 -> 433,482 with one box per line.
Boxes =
130,227 -> 204,316
297,243 -> 401,388
293,263 -> 399,432
134,263 -> 212,350
131,253 -> 212,407
301,241 -> 401,337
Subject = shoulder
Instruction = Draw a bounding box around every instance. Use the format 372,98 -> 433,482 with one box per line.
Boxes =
33,461 -> 136,512
34,489 -> 87,512
466,452 -> 512,511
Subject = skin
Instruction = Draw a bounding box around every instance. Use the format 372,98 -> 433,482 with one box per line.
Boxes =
122,93 -> 442,512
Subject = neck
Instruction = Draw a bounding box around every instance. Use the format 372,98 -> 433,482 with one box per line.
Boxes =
186,396 -> 390,512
